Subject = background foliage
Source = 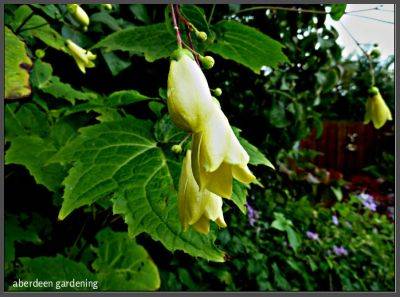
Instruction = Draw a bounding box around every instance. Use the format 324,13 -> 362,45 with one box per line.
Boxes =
4,3 -> 394,291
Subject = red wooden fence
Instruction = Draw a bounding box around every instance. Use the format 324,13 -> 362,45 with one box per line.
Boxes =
300,121 -> 392,175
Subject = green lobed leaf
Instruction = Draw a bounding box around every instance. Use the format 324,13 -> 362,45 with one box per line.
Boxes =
129,4 -> 151,24
233,127 -> 275,169
93,23 -> 177,62
154,115 -> 187,144
5,102 -> 49,142
92,228 -> 160,291
106,90 -> 152,106
30,60 -> 96,104
51,117 -> 224,262
231,180 -> 249,214
12,256 -> 96,291
330,4 -> 347,21
238,137 -> 275,169
180,5 -> 210,34
208,20 -> 289,73
31,4 -> 61,20
12,5 -> 67,52
91,12 -> 122,31
101,50 -> 132,76
5,215 -> 42,264
5,136 -> 68,192
5,26 -> 33,100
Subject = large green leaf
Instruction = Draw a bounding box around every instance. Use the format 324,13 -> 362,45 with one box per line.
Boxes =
180,5 -> 210,34
93,23 -> 177,62
5,26 -> 32,100
233,127 -> 275,169
330,4 -> 347,21
30,60 -> 96,104
5,136 -> 67,192
51,117 -> 224,262
5,103 -> 49,142
12,256 -> 96,291
231,180 -> 249,214
11,5 -> 67,52
208,20 -> 289,73
92,228 -> 160,291
5,215 -> 41,264
106,90 -> 152,106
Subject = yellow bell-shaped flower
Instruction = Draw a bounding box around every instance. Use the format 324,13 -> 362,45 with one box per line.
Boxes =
178,150 -> 227,234
364,87 -> 392,129
66,39 -> 96,74
167,49 -> 215,132
191,100 -> 256,199
67,4 -> 90,27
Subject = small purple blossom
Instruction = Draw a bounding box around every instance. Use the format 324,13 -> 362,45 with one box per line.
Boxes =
387,207 -> 394,220
357,193 -> 377,212
306,231 -> 319,241
333,245 -> 348,256
246,202 -> 259,226
332,215 -> 339,226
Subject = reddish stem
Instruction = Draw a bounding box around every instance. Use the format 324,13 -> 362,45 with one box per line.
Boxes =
170,4 -> 182,47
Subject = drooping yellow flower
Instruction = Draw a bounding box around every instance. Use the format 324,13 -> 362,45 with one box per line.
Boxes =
167,49 -> 215,132
191,100 -> 256,199
178,150 -> 227,234
67,4 -> 90,27
66,39 -> 96,74
364,87 -> 392,129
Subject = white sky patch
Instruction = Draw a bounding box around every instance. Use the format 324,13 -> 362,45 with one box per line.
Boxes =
325,4 -> 394,60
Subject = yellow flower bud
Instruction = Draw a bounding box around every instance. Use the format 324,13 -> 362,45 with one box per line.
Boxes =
35,49 -> 45,59
178,150 -> 227,234
213,88 -> 222,97
167,49 -> 215,132
200,55 -> 215,69
364,87 -> 392,129
67,4 -> 90,27
66,39 -> 96,74
196,31 -> 208,42
171,144 -> 182,154
191,101 -> 256,199
102,4 -> 113,11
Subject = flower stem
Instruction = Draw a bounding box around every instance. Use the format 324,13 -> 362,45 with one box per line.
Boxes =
170,4 -> 182,48
339,21 -> 376,87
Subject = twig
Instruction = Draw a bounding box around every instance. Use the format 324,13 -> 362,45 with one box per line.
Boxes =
170,4 -> 182,47
175,5 -> 201,64
339,21 -> 375,86
344,13 -> 394,24
208,4 -> 216,24
185,27 -> 200,65
234,5 -> 327,16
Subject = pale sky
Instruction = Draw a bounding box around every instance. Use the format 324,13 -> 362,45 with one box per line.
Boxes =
325,4 -> 394,60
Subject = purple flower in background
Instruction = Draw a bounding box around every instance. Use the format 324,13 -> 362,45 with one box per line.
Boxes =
306,231 -> 319,241
332,215 -> 339,226
333,245 -> 348,256
387,207 -> 394,220
246,202 -> 259,226
357,193 -> 377,212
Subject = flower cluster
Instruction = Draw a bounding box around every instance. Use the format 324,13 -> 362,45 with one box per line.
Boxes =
306,231 -> 319,241
246,202 -> 260,226
332,215 -> 339,226
357,192 -> 377,212
332,245 -> 348,256
167,48 -> 256,233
